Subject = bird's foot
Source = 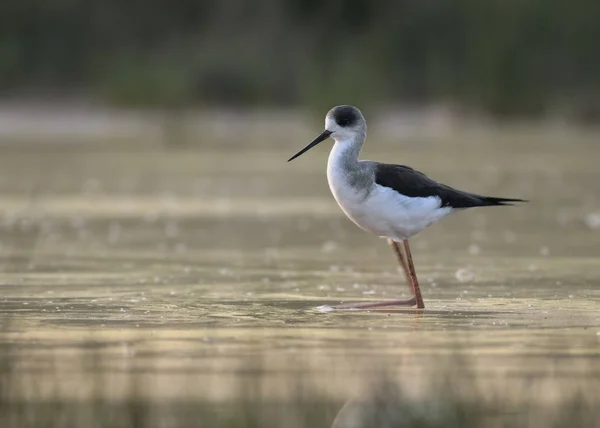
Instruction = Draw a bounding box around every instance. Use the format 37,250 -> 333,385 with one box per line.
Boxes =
330,297 -> 418,310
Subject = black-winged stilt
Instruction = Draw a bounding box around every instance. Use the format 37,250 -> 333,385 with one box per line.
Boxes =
288,105 -> 525,309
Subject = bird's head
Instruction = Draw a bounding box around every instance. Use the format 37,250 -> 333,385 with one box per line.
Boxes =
288,105 -> 366,162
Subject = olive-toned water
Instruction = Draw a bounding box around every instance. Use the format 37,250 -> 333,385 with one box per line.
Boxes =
0,124 -> 599,426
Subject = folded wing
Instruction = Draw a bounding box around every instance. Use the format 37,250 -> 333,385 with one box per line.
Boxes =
374,163 -> 526,209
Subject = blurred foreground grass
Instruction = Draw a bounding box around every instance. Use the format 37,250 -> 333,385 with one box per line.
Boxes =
0,337 -> 597,428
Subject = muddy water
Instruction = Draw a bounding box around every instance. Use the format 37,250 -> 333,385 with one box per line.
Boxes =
0,129 -> 599,408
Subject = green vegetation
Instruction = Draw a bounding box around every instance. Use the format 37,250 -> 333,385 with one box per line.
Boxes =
1,1 -> 599,118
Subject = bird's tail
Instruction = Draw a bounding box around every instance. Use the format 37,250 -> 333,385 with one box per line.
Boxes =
479,196 -> 527,206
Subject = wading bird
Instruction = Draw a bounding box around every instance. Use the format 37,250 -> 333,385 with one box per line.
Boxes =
288,105 -> 525,309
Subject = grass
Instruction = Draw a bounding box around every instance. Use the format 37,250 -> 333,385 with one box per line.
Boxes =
0,335 -> 597,428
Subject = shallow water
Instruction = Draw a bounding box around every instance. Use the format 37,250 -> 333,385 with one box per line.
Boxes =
0,129 -> 599,417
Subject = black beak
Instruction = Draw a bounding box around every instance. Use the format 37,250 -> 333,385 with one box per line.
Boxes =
287,130 -> 333,162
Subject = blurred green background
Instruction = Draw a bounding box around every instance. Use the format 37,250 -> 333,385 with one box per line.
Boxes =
1,0 -> 599,119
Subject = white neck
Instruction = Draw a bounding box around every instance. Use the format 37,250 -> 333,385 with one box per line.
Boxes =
326,131 -> 367,193
327,131 -> 365,172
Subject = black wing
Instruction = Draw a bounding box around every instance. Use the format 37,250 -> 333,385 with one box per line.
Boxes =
374,163 -> 525,209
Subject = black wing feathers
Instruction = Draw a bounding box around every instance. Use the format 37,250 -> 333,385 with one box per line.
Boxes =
374,164 -> 525,209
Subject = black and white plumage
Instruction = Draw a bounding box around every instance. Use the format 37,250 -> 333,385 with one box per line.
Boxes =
374,163 -> 524,209
288,105 -> 526,309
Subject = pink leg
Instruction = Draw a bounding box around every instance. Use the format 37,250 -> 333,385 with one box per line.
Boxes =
403,240 -> 425,309
331,239 -> 419,310
389,239 -> 412,293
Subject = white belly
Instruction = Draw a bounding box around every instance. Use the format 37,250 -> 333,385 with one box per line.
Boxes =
328,174 -> 452,241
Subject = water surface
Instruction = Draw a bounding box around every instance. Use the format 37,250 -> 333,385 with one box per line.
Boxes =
1,129 -> 599,414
